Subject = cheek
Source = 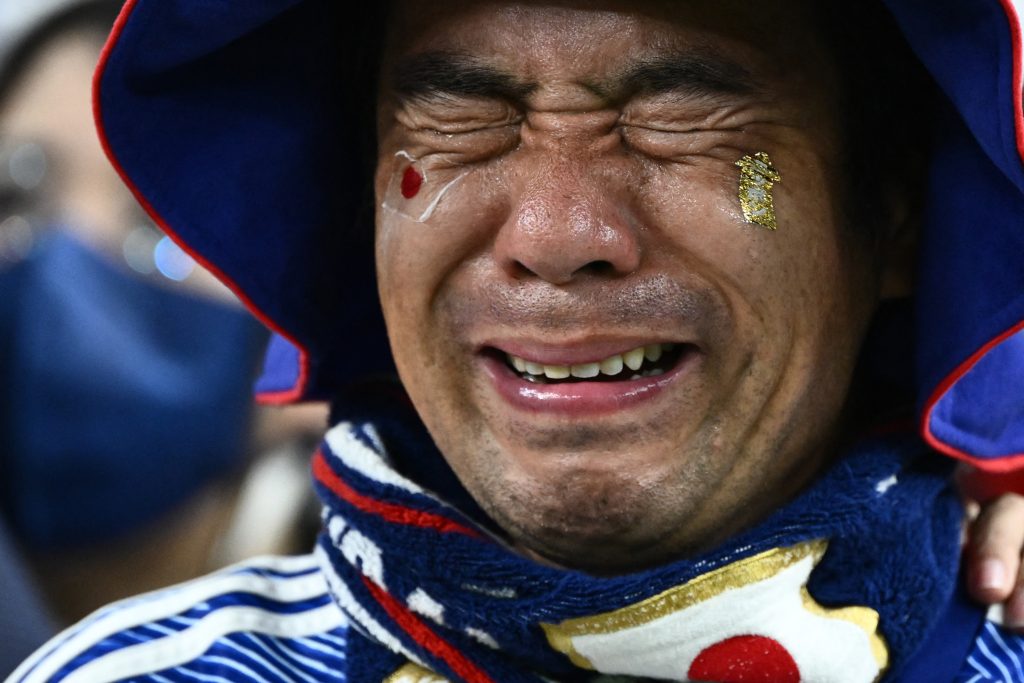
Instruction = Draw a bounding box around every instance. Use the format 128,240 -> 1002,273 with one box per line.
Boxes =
375,153 -> 509,278
638,164 -> 781,286
374,170 -> 507,396
637,157 -> 861,410
646,158 -> 846,303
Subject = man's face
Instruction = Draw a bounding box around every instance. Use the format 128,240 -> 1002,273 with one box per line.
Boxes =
376,0 -> 884,572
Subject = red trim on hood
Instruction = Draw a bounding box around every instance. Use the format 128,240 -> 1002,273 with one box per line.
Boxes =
1003,0 -> 1024,160
921,0 -> 1024,471
92,0 -> 311,405
922,319 -> 1024,471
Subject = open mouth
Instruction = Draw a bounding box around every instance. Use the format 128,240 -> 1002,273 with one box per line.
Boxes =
500,343 -> 686,384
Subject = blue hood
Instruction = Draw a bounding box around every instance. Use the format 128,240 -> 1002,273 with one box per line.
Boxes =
93,0 -> 1024,471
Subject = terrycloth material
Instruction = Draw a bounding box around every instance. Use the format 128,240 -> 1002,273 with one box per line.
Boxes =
312,411 -> 964,683
894,576 -> 990,683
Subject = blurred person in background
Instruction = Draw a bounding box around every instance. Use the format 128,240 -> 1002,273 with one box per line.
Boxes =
0,1 -> 327,673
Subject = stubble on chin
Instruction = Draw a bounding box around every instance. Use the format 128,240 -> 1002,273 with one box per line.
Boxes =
447,424 -> 744,573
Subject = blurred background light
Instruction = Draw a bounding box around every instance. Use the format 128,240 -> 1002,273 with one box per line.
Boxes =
153,235 -> 195,282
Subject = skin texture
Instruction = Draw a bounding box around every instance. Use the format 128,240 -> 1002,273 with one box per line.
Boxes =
374,0 -> 1024,580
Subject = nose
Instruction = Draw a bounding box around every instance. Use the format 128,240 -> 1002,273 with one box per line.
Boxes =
493,155 -> 642,285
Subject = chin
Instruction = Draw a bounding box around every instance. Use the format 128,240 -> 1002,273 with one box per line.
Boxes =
464,449 -> 715,573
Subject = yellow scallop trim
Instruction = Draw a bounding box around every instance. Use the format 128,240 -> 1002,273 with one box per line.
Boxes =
541,540 -> 888,675
800,587 -> 888,671
383,662 -> 450,683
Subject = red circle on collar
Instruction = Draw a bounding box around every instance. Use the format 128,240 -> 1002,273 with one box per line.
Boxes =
688,635 -> 800,682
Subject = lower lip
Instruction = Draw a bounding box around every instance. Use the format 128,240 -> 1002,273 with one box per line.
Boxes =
481,351 -> 695,416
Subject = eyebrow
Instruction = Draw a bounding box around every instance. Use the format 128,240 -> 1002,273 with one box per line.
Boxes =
388,49 -> 759,106
389,52 -> 535,104
613,51 -> 760,101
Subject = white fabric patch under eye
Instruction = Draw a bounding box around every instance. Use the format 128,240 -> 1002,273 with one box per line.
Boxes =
380,150 -> 468,224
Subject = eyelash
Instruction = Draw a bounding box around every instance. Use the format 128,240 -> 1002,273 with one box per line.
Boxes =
406,124 -> 521,160
402,121 -> 743,166
620,125 -> 744,160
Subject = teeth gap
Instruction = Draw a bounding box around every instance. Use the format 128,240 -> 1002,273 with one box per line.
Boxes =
505,344 -> 682,384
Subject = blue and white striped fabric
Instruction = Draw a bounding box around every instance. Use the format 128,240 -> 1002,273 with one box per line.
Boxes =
6,552 -> 1024,681
955,618 -> 1024,682
5,554 -> 348,683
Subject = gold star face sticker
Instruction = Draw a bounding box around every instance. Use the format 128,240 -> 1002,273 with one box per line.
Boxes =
735,152 -> 782,230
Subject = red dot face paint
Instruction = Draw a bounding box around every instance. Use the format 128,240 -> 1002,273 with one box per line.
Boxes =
401,166 -> 423,199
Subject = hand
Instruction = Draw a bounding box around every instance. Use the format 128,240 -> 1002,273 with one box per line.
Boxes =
960,467 -> 1024,631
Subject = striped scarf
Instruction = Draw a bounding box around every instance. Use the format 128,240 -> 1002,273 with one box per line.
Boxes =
311,412 -> 963,683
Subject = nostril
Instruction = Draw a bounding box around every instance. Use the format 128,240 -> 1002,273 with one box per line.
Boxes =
575,260 -> 616,277
507,258 -> 626,283
509,259 -> 539,280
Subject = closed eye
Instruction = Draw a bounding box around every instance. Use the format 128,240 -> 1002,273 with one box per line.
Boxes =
404,122 -> 521,162
620,124 -> 744,160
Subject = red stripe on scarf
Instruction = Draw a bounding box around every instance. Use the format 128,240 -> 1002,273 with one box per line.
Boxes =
363,576 -> 496,683
313,450 -> 481,538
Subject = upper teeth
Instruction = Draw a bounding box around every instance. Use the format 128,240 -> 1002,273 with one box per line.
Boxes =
508,344 -> 674,380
